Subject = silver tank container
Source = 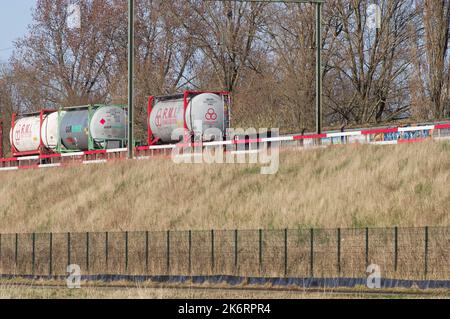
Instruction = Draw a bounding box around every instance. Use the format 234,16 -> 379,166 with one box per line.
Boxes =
60,106 -> 127,151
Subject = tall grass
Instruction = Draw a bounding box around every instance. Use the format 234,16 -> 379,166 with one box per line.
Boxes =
0,141 -> 449,233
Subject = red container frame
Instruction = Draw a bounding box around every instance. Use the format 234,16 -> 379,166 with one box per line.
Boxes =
147,90 -> 231,146
10,109 -> 56,157
0,118 -> 3,159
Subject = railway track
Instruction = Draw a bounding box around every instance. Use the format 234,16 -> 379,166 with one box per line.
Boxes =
2,120 -> 450,172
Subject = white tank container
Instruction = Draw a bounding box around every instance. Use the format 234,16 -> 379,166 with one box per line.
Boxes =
10,116 -> 41,153
149,93 -> 224,143
10,112 -> 62,153
41,111 -> 63,150
90,106 -> 127,148
89,106 -> 128,147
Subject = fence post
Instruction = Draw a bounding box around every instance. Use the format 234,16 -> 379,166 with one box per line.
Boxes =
166,230 -> 170,274
49,233 -> 53,276
424,226 -> 429,278
15,233 -> 18,270
32,233 -> 36,275
284,229 -> 288,278
365,227 -> 369,267
105,232 -> 109,272
337,228 -> 341,275
86,232 -> 90,273
67,233 -> 71,267
125,231 -> 129,273
234,230 -> 238,272
145,231 -> 149,274
211,230 -> 215,273
259,229 -> 263,275
394,227 -> 398,272
188,231 -> 192,275
310,229 -> 314,278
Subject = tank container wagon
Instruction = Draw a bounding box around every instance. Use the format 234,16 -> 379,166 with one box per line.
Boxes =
8,105 -> 127,160
56,104 -> 128,153
9,109 -> 58,158
146,91 -> 232,146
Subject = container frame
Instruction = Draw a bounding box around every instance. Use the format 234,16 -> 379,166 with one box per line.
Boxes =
147,90 -> 232,145
56,104 -> 128,154
10,109 -> 56,158
0,117 -> 3,159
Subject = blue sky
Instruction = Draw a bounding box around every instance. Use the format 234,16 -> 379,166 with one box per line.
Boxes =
0,1 -> 35,62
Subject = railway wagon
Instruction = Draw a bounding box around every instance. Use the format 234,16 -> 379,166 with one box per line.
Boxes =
147,91 -> 231,145
9,105 -> 128,157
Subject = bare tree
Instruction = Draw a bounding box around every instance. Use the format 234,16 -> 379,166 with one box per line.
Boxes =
324,0 -> 417,125
11,0 -> 118,109
0,65 -> 17,156
181,0 -> 268,92
263,3 -> 335,131
411,0 -> 450,119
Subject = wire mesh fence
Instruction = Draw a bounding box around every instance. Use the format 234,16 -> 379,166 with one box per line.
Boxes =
0,227 -> 448,280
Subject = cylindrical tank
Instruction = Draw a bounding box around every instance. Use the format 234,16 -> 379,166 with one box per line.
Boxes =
10,116 -> 41,153
41,111 -> 63,150
149,93 -> 224,143
10,112 -> 62,153
60,106 -> 127,151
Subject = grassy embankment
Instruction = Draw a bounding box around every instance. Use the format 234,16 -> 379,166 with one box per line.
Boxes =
0,141 -> 449,233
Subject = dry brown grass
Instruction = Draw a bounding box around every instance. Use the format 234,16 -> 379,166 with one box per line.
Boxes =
0,286 -> 410,299
2,287 -> 444,299
0,286 -> 308,299
0,141 -> 450,233
0,279 -> 447,299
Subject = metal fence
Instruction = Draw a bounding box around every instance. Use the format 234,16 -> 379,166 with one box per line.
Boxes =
0,227 -> 448,280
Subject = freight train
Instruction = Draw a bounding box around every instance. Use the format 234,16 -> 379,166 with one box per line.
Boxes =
7,91 -> 231,158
